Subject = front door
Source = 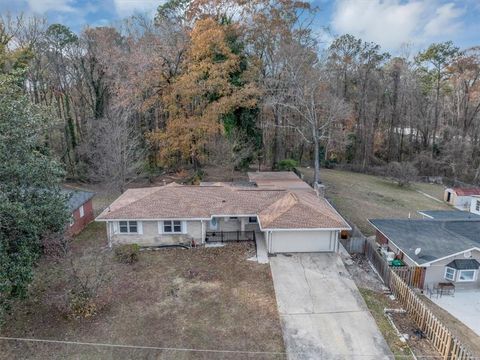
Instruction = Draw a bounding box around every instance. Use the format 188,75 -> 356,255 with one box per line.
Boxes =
209,218 -> 218,230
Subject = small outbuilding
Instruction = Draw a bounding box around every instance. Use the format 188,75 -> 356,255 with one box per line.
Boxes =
444,187 -> 480,209
63,188 -> 95,235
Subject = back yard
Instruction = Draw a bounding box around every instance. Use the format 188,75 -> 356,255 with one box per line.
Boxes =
300,168 -> 450,235
0,222 -> 285,360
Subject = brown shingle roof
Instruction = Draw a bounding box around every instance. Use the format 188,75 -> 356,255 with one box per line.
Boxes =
248,171 -> 312,190
97,174 -> 350,230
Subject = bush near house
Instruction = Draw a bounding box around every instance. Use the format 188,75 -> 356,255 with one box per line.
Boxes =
114,244 -> 140,264
277,159 -> 298,171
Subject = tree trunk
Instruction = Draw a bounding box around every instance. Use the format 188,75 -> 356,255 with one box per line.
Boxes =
313,131 -> 320,184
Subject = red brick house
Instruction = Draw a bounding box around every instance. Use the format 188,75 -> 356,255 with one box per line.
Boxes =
64,188 -> 95,236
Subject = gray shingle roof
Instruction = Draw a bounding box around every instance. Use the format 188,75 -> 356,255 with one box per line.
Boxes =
446,259 -> 480,270
369,219 -> 480,265
62,188 -> 95,212
418,210 -> 480,220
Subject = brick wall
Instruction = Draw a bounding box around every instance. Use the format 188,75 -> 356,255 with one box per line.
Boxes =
67,199 -> 94,236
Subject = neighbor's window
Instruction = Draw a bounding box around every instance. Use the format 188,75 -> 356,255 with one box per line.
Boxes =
444,267 -> 456,281
248,217 -> 258,224
476,200 -> 480,212
79,205 -> 84,218
164,220 -> 182,233
69,216 -> 75,227
458,270 -> 476,282
119,221 -> 138,234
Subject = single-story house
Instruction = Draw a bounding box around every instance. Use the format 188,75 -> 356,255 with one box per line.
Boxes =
418,210 -> 480,220
444,187 -> 480,209
64,188 -> 95,235
469,195 -> 480,215
96,172 -> 350,253
369,218 -> 480,290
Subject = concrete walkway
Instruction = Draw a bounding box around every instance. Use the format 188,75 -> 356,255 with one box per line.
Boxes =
255,232 -> 269,264
270,253 -> 392,360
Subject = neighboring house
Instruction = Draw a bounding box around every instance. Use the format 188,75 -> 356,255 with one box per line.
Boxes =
64,188 -> 95,235
369,218 -> 480,290
96,172 -> 350,253
444,187 -> 480,210
469,195 -> 480,215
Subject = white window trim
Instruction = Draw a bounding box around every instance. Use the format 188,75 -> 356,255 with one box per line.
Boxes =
457,269 -> 477,282
118,220 -> 141,235
79,205 -> 84,218
159,220 -> 186,234
444,266 -> 456,281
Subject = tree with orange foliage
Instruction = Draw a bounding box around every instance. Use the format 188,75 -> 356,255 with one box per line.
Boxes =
148,17 -> 260,169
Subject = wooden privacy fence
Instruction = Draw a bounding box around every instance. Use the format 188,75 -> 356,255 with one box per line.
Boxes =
365,239 -> 425,289
390,272 -> 474,360
365,239 -> 475,360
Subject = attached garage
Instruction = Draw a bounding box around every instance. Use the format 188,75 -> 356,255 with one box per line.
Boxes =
267,230 -> 339,253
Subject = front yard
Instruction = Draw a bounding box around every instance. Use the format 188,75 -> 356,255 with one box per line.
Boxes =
0,223 -> 285,360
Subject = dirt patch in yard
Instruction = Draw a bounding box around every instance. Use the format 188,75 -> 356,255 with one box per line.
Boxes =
344,254 -> 441,359
0,224 -> 285,360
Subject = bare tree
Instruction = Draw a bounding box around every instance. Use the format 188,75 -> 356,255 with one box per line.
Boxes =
84,106 -> 145,193
269,43 -> 351,183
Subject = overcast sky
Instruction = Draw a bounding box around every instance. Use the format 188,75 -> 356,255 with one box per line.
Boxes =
1,0 -> 479,53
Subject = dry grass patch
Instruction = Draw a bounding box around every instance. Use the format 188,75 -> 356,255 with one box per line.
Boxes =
300,168 -> 450,235
0,223 -> 285,360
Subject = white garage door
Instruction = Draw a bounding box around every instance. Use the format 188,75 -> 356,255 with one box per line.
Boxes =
270,230 -> 336,253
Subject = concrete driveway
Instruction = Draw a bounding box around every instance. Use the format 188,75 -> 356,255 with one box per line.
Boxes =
270,253 -> 392,360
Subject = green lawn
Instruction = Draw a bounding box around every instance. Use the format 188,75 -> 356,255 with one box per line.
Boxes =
299,168 -> 451,235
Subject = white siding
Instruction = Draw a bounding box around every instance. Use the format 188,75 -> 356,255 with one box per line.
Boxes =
424,249 -> 480,290
269,230 -> 337,253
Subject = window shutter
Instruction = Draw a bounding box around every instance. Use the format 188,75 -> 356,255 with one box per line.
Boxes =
158,221 -> 163,234
113,222 -> 119,234
182,221 -> 187,234
138,221 -> 143,235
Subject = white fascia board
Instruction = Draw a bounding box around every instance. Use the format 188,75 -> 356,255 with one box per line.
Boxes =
323,198 -> 352,231
422,247 -> 480,267
259,225 -> 350,232
417,211 -> 434,219
95,217 -> 209,222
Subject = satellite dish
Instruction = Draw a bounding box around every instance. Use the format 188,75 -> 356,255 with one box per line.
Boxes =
464,251 -> 472,258
415,248 -> 422,256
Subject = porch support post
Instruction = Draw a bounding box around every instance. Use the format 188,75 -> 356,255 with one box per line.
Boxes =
107,222 -> 112,248
201,220 -> 206,244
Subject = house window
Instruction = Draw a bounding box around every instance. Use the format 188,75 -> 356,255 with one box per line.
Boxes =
248,217 -> 258,224
458,270 -> 476,282
476,200 -> 480,212
79,205 -> 84,218
444,267 -> 456,281
229,217 -> 238,220
163,220 -> 183,234
119,221 -> 138,234
69,216 -> 75,227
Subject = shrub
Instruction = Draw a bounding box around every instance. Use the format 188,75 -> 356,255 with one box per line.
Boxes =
386,161 -> 418,187
114,244 -> 140,264
278,159 -> 298,171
